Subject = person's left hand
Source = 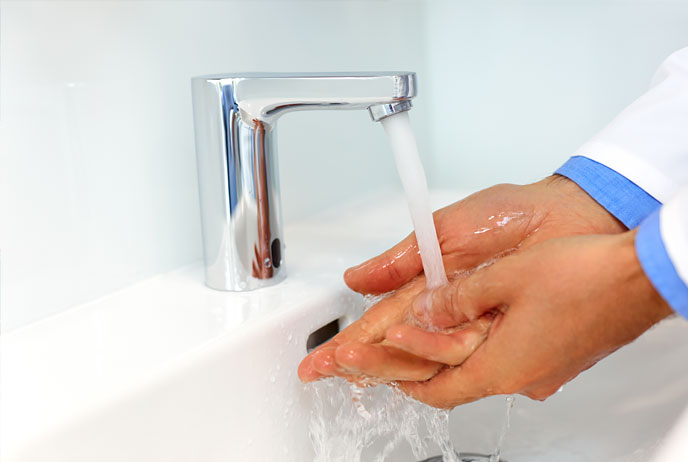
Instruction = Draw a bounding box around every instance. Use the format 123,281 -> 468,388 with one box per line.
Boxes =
297,275 -> 492,383
384,231 -> 673,408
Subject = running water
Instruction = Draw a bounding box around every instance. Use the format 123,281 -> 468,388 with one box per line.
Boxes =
308,296 -> 459,462
307,113 -> 516,462
490,395 -> 515,462
381,111 -> 448,289
308,378 -> 459,462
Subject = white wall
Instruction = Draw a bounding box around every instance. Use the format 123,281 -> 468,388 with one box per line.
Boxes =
0,0 -> 426,331
422,0 -> 688,190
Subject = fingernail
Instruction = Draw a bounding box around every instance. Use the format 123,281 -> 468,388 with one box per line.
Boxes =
311,350 -> 336,372
298,357 -> 321,382
334,345 -> 362,372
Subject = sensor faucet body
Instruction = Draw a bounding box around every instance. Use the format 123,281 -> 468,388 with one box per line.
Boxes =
191,72 -> 417,291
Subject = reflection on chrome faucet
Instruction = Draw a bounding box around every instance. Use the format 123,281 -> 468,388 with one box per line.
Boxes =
191,72 -> 417,291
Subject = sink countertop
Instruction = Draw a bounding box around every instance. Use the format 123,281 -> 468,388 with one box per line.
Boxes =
4,187 -> 688,462
0,189 -> 466,457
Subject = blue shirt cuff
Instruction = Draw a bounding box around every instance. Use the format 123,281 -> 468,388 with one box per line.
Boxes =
555,156 -> 661,229
636,210 -> 688,319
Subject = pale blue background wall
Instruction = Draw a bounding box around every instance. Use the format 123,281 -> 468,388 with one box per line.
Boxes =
2,0 -> 688,329
422,0 -> 688,189
0,0 -> 426,330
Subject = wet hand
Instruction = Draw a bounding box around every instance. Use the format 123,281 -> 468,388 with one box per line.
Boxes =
298,276 -> 492,383
299,176 -> 625,384
344,176 -> 625,296
388,232 -> 673,409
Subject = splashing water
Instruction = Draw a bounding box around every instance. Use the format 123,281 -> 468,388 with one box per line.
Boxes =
308,378 -> 459,462
381,111 -> 448,290
307,115 -> 517,462
308,296 -> 459,462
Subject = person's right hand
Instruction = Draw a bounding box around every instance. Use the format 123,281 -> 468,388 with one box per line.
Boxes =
386,231 -> 673,408
344,176 -> 625,297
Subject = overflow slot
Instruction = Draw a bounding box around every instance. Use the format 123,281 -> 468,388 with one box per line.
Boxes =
306,318 -> 341,352
420,454 -> 506,462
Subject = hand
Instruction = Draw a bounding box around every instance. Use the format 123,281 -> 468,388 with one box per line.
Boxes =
297,275 -> 493,383
344,176 -> 625,296
386,231 -> 673,409
299,177 -> 625,383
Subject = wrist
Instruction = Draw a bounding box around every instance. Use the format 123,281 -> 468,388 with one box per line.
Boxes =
623,229 -> 674,323
554,156 -> 661,229
534,175 -> 626,234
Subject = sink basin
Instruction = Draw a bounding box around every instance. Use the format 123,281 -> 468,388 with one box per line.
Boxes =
446,316 -> 688,462
2,189 -> 687,462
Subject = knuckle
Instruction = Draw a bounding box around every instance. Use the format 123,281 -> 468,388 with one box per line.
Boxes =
447,284 -> 462,318
354,317 -> 377,342
427,287 -> 460,326
456,282 -> 480,318
381,260 -> 404,284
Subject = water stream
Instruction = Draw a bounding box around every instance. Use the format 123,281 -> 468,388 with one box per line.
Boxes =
380,111 -> 448,290
490,395 -> 515,462
308,111 -> 513,461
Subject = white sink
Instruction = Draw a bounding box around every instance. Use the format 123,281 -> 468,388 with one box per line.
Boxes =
447,317 -> 688,461
2,190 -> 688,462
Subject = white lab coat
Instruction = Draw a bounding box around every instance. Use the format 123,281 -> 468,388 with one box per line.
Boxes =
574,47 -> 688,294
571,47 -> 688,462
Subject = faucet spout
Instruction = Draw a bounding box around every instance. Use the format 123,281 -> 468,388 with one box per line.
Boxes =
191,72 -> 417,291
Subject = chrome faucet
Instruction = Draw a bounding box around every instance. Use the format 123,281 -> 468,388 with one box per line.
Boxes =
191,72 -> 417,291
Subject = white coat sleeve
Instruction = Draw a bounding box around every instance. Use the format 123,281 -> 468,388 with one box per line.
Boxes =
554,47 -> 688,318
574,47 -> 688,203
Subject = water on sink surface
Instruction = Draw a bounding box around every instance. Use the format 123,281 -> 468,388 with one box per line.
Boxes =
308,377 -> 458,462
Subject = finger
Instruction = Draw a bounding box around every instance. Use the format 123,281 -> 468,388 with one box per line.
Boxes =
298,279 -> 425,383
334,341 -> 444,382
398,312 -> 507,409
385,315 -> 492,366
397,367 -> 486,409
398,357 -> 498,409
309,346 -> 345,376
298,346 -> 376,384
297,354 -> 321,382
336,276 -> 427,344
413,263 -> 510,328
344,234 -> 424,295
298,339 -> 339,382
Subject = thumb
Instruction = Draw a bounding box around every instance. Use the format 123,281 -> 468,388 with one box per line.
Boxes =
412,262 -> 508,328
344,233 -> 424,295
